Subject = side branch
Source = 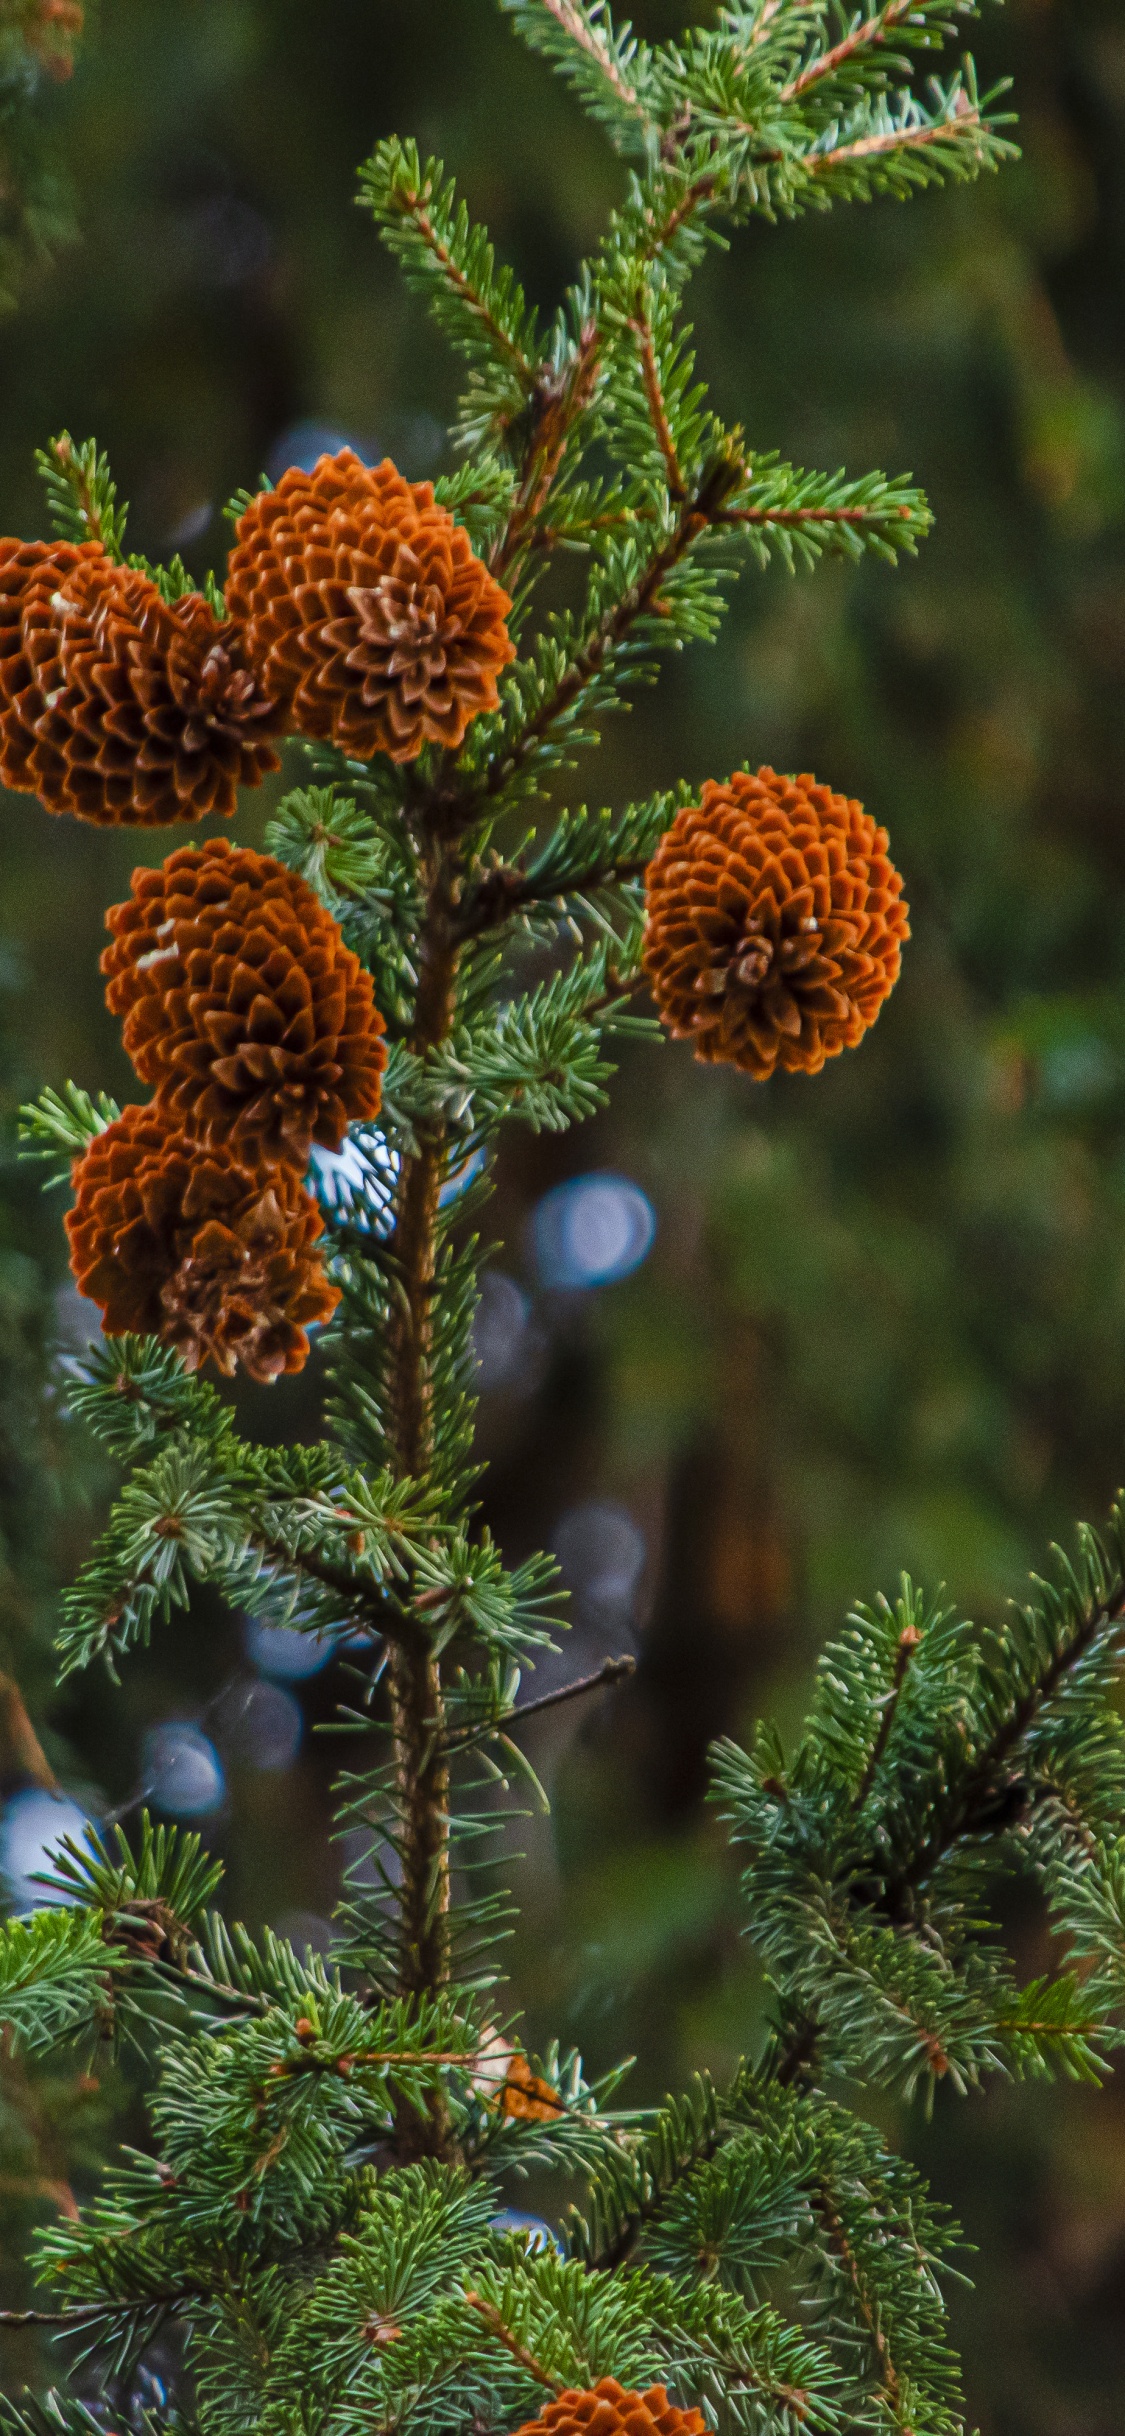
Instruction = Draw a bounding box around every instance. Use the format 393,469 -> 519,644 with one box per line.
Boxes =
629,299 -> 687,500
443,1653 -> 636,1753
476,455 -> 742,810
490,320 -> 602,579
392,180 -> 537,384
814,2180 -> 903,2414
463,2290 -> 563,2390
884,1582 -> 1125,1911
251,1531 -> 401,1640
853,1624 -> 921,1810
810,102 -> 990,180
782,0 -> 921,102
536,0 -> 641,112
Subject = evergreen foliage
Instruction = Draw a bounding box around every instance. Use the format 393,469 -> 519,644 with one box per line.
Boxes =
3,5 -> 1121,2436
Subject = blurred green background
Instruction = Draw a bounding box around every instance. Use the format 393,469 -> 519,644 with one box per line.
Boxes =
1,1 -> 1125,2428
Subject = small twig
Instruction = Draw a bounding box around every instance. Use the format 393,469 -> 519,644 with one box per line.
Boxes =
536,0 -> 642,114
463,2289 -> 564,2391
629,300 -> 686,500
444,1654 -> 636,1753
884,1583 -> 1125,1910
853,1625 -> 922,1811
251,1532 -> 403,1643
782,0 -> 917,101
394,185 -> 537,386
0,2307 -> 106,2328
715,500 -> 917,532
508,1653 -> 636,1725
490,320 -> 602,581
810,105 -> 988,179
815,2179 -> 902,2411
455,857 -> 648,941
774,2014 -> 821,2090
470,453 -> 743,817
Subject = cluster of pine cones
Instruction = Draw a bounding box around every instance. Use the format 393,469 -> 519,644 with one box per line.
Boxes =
66,838 -> 387,1383
0,449 -> 516,827
0,446 -> 510,1382
0,447 -> 910,1380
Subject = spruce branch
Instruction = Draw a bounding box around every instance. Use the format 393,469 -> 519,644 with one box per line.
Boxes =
499,0 -> 655,153
882,1523 -> 1125,1914
463,2288 -> 564,2390
812,2173 -> 905,2421
360,141 -> 542,450
488,317 -> 603,582
34,432 -> 128,560
781,0 -> 976,106
465,449 -> 745,814
19,1082 -> 121,1190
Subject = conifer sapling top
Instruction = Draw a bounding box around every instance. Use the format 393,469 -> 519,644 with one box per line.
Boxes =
5,13 -> 1123,2436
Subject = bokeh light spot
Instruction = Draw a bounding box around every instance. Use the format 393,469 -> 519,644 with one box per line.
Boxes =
0,1789 -> 91,1913
142,1724 -> 225,1818
532,1173 -> 655,1289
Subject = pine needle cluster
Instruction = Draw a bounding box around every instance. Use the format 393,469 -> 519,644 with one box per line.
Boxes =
4,10 -> 1115,2436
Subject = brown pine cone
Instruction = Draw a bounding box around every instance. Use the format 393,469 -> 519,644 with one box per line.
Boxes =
496,2054 -> 566,2122
225,449 -> 515,762
642,767 -> 909,1079
0,538 -> 284,825
102,837 -> 386,1169
510,2381 -> 706,2436
66,1106 -> 339,1384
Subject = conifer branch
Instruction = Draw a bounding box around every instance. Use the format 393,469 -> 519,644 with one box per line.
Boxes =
781,0 -> 971,104
628,299 -> 688,501
442,1654 -> 636,1755
884,1573 -> 1125,1914
489,320 -> 603,580
539,0 -> 639,109
853,1623 -> 922,1810
473,451 -> 743,811
813,2177 -> 903,2416
463,2289 -> 564,2389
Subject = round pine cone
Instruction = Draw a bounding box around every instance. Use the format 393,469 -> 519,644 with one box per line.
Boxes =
66,1106 -> 338,1385
642,767 -> 909,1079
225,449 -> 515,762
510,2382 -> 706,2436
102,837 -> 386,1168
0,538 -> 283,826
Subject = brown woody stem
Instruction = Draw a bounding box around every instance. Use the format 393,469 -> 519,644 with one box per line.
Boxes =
379,843 -> 464,2151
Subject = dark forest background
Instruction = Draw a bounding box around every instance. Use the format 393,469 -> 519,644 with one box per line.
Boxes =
1,4 -> 1124,2430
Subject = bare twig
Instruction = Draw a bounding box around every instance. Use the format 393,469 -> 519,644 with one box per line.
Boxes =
444,1653 -> 636,1753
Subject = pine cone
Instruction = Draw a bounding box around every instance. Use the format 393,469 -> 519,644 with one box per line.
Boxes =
0,538 -> 283,825
511,2381 -> 706,2436
66,1106 -> 338,1384
225,450 -> 515,762
642,767 -> 909,1079
496,2054 -> 566,2122
102,837 -> 386,1168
